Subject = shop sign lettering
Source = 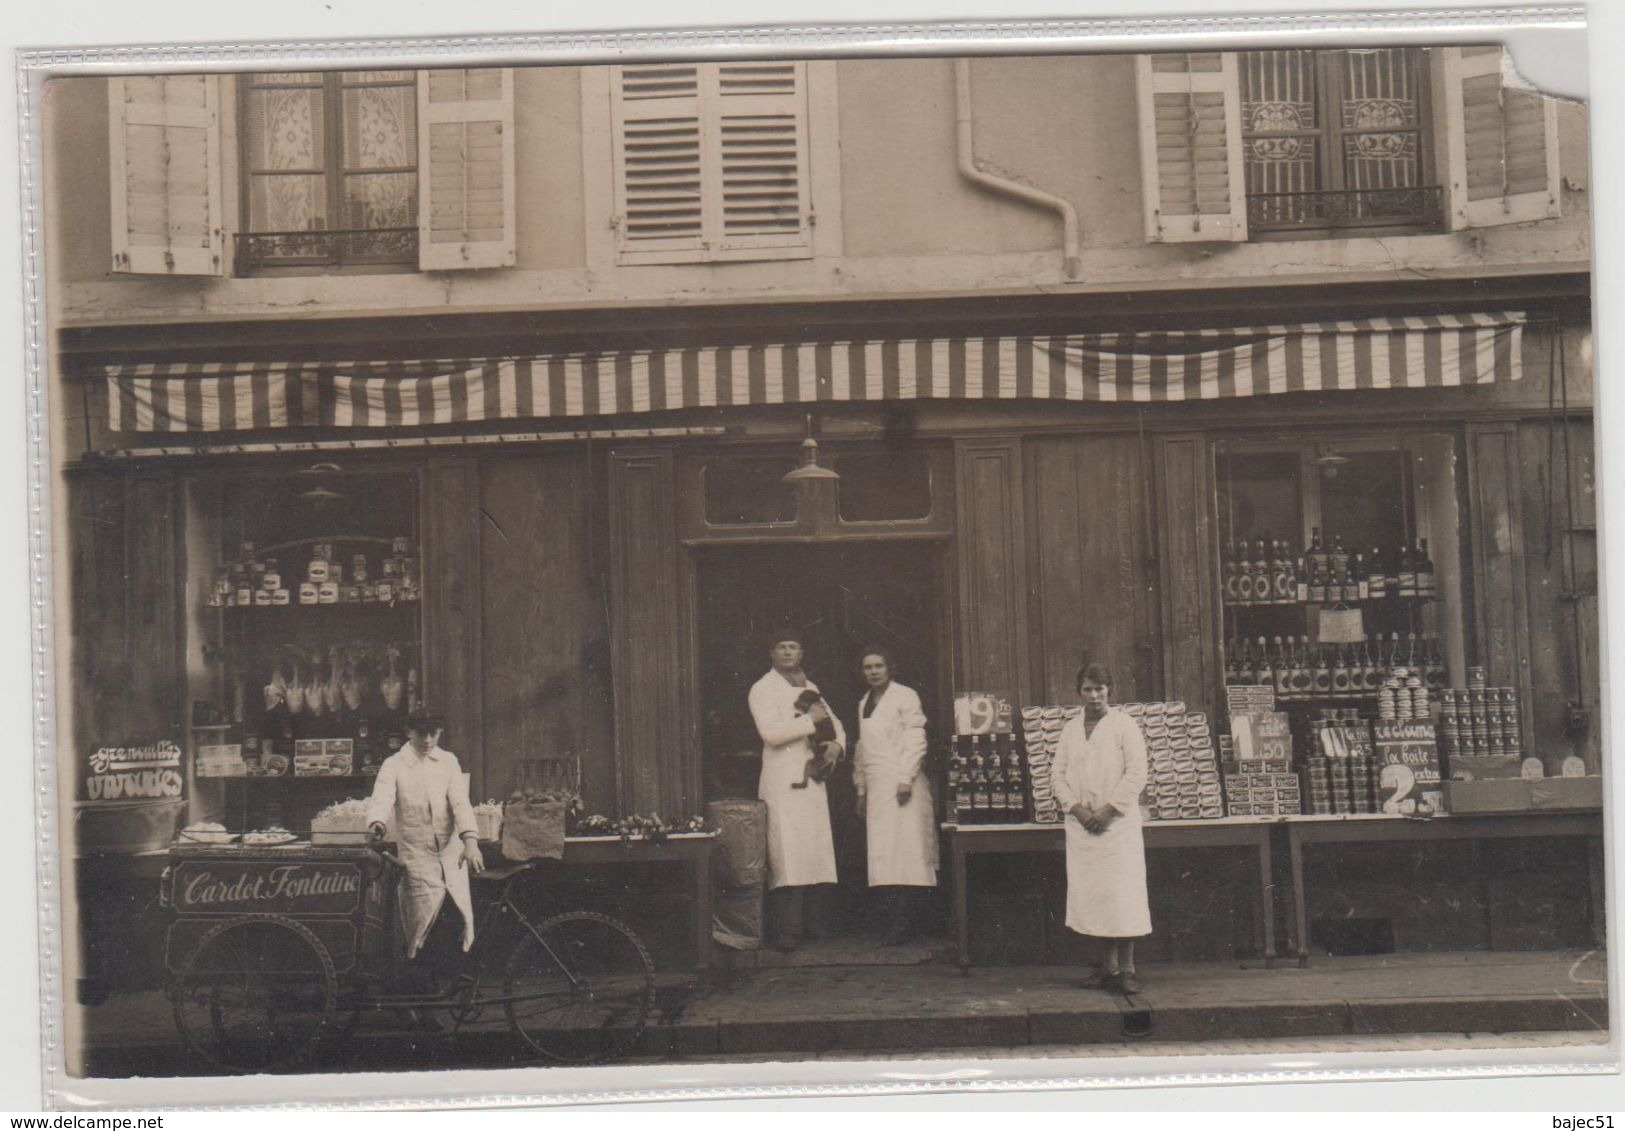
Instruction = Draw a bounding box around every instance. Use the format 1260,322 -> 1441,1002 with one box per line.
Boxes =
1375,721 -> 1443,816
171,861 -> 362,915
84,741 -> 184,800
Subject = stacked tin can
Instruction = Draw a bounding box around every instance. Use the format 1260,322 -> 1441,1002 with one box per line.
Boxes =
1377,667 -> 1430,722
1124,702 -> 1222,820
1438,670 -> 1521,760
1018,706 -> 1067,823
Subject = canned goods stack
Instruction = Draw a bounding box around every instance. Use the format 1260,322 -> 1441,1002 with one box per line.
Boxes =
1307,712 -> 1379,813
1304,757 -> 1333,813
1377,667 -> 1431,721
1439,684 -> 1521,761
1124,702 -> 1222,820
1018,706 -> 1070,823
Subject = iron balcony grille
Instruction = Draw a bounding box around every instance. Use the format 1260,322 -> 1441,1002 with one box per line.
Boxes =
1246,186 -> 1444,232
235,228 -> 418,272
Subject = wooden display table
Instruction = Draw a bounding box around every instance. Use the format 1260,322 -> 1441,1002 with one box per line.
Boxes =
943,818 -> 1277,970
1283,810 -> 1606,966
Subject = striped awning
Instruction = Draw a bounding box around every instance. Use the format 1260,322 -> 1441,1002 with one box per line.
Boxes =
96,313 -> 1525,434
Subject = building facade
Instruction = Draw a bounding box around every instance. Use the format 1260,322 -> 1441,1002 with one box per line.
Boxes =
47,48 -> 1597,983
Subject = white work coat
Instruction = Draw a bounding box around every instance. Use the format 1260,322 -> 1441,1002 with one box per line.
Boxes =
366,743 -> 479,958
1053,709 -> 1152,939
750,669 -> 846,890
856,682 -> 938,888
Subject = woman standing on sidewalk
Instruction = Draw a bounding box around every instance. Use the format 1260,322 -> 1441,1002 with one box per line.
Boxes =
853,645 -> 937,945
1053,662 -> 1151,992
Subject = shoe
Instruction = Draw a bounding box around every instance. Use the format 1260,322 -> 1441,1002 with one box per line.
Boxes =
1079,967 -> 1119,991
1116,972 -> 1143,995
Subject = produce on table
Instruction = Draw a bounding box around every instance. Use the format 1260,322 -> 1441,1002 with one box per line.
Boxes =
242,825 -> 297,845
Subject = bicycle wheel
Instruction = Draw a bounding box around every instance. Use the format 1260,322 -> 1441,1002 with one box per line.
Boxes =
171,915 -> 337,1073
504,910 -> 655,1063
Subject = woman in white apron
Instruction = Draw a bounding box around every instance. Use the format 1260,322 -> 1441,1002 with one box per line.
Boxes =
1053,663 -> 1151,992
853,646 -> 937,945
749,629 -> 846,950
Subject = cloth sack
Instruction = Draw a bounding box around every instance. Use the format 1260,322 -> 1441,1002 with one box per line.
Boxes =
500,800 -> 566,861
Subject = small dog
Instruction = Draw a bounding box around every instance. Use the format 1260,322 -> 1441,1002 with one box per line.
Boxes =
790,688 -> 841,788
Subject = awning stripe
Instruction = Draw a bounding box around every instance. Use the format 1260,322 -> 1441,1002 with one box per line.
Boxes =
94,314 -> 1528,434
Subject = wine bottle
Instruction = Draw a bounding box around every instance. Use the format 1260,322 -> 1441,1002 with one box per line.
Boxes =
1396,541 -> 1418,599
1331,644 -> 1352,699
1255,636 -> 1273,691
1353,552 -> 1369,601
1329,534 -> 1350,589
1367,547 -> 1387,601
1307,528 -> 1329,600
1271,636 -> 1290,699
1417,538 -> 1436,599
1295,556 -> 1309,603
1313,644 -> 1333,697
1272,541 -> 1292,604
1296,636 -> 1316,699
1223,541 -> 1240,605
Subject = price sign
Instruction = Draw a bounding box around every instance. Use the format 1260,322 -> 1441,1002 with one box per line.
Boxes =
954,692 -> 1013,735
1375,720 -> 1442,815
1319,723 -> 1373,762
1317,607 -> 1367,644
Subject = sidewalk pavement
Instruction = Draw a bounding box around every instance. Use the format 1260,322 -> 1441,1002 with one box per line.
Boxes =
72,946 -> 1608,1077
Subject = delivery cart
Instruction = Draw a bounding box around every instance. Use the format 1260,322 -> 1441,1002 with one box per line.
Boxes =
160,842 -> 655,1073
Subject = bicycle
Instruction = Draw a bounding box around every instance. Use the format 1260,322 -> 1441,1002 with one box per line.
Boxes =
164,843 -> 656,1073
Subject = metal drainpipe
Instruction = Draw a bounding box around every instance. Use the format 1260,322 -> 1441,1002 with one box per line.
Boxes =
954,58 -> 1082,280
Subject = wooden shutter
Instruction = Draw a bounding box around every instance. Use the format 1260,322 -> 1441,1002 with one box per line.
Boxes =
417,68 -> 515,271
1440,46 -> 1559,229
108,76 -> 224,275
1135,53 -> 1248,243
611,62 -> 812,263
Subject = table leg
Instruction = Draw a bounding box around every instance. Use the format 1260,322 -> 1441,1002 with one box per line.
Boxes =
695,843 -> 713,977
1587,833 -> 1606,948
1256,830 -> 1276,969
1289,826 -> 1309,968
951,832 -> 970,971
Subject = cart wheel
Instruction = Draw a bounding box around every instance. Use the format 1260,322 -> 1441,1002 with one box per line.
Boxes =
504,911 -> 655,1064
171,915 -> 337,1073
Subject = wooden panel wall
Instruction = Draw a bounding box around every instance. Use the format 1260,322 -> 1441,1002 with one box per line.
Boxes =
67,471 -> 185,766
954,439 -> 1030,703
1465,424 -> 1535,758
479,453 -> 617,814
1027,435 -> 1160,705
1516,419 -> 1599,770
608,447 -> 694,814
420,459 -> 485,794
1154,434 -> 1218,721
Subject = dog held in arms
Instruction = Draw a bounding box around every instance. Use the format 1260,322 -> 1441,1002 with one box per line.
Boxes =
790,688 -> 844,788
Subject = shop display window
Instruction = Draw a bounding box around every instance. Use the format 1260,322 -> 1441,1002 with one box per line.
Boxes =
1214,433 -> 1467,720
701,458 -> 799,526
832,451 -> 934,523
183,466 -> 422,835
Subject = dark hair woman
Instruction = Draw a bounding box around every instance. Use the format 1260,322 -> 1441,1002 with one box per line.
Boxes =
852,645 -> 937,945
1053,662 -> 1151,993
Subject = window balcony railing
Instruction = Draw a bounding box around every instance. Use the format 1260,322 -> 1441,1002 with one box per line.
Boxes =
235,228 -> 418,272
1246,186 -> 1444,233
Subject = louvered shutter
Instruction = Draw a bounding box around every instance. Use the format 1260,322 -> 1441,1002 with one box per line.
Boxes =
108,75 -> 225,275
417,68 -> 515,270
1441,46 -> 1560,229
1134,52 -> 1248,243
611,62 -> 812,263
611,65 -> 707,259
709,63 -> 811,256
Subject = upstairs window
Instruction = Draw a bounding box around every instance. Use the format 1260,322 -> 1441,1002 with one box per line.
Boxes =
1239,48 -> 1439,234
238,70 -> 420,270
108,68 -> 516,277
611,62 -> 813,264
1135,46 -> 1559,244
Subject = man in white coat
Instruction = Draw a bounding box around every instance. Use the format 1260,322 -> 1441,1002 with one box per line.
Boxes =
367,711 -> 484,989
749,628 -> 846,951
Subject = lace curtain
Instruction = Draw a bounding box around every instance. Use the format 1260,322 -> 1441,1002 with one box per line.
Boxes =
245,71 -> 416,233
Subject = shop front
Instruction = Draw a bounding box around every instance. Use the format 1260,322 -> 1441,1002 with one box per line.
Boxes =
60,284 -> 1602,1001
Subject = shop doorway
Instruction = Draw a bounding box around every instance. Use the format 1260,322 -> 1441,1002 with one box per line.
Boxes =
695,540 -> 950,932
